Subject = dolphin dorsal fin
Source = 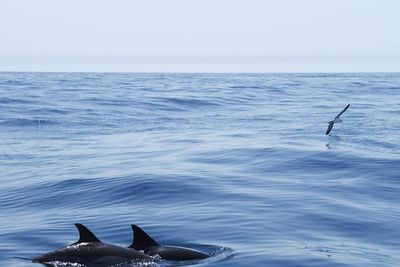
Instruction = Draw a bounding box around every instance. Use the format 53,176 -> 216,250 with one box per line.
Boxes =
129,224 -> 159,249
74,223 -> 101,244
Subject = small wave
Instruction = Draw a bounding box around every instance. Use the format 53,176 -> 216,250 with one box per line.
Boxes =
154,97 -> 220,110
0,79 -> 30,86
209,246 -> 235,261
30,108 -> 69,115
0,175 -> 217,211
0,118 -> 58,127
0,97 -> 32,105
229,85 -> 264,89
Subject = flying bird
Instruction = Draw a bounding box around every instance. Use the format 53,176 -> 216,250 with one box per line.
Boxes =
326,104 -> 350,135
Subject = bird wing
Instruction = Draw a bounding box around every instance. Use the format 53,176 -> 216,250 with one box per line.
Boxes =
326,122 -> 334,135
335,104 -> 350,119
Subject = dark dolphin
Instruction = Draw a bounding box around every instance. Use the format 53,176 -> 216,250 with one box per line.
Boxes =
33,223 -> 154,266
129,224 -> 210,261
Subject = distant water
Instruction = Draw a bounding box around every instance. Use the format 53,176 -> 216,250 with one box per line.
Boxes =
1,72 -> 400,267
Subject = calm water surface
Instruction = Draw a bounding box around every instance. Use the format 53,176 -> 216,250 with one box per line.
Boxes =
1,72 -> 400,266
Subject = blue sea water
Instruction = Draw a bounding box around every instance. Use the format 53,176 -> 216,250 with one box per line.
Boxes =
0,72 -> 400,267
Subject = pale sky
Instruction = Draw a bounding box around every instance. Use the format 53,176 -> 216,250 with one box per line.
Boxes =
1,0 -> 399,72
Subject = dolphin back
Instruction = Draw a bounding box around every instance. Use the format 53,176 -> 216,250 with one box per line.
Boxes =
129,224 -> 210,261
148,245 -> 210,261
33,224 -> 153,266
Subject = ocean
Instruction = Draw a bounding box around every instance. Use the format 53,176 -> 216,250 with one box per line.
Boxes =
1,72 -> 399,267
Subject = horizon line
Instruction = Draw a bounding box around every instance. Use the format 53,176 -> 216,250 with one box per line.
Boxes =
1,70 -> 400,75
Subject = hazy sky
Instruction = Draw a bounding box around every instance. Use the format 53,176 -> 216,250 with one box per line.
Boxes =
1,0 -> 399,72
